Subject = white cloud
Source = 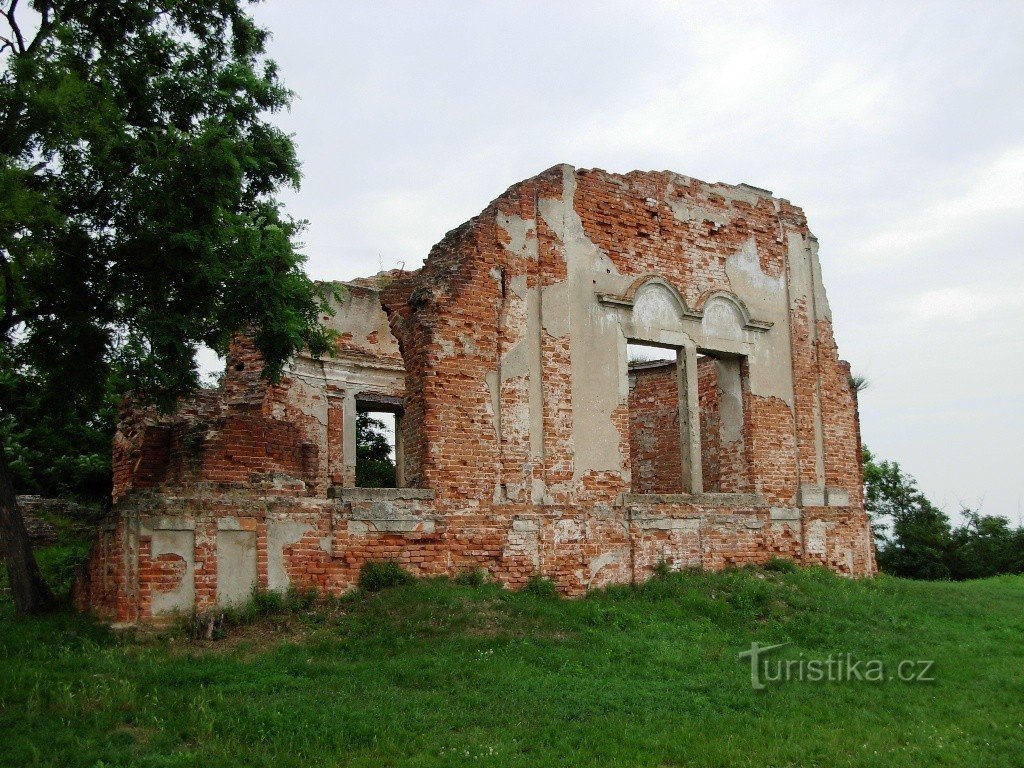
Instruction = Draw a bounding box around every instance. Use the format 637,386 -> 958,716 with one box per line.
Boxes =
570,18 -> 902,168
907,286 -> 1024,321
854,145 -> 1024,264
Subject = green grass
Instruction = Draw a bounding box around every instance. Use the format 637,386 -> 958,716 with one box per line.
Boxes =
1,555 -> 1022,767
0,505 -> 96,599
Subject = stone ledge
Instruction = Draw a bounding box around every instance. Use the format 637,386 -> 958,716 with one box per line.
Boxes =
619,492 -> 768,507
328,487 -> 436,501
140,516 -> 196,533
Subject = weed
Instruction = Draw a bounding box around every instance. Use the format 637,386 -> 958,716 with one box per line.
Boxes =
358,560 -> 414,591
523,575 -> 558,598
763,556 -> 799,573
454,568 -> 487,587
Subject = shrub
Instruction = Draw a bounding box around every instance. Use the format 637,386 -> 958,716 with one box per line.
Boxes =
652,559 -> 672,579
762,557 -> 798,573
249,589 -> 285,615
523,575 -> 558,598
358,560 -> 414,592
454,568 -> 487,587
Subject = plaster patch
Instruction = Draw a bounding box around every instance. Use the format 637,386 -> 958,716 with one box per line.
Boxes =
634,283 -> 684,336
701,299 -> 745,340
588,550 -> 625,581
726,237 -> 783,294
150,529 -> 194,615
216,529 -> 257,608
806,519 -> 827,556
496,212 -> 536,259
267,519 -> 314,592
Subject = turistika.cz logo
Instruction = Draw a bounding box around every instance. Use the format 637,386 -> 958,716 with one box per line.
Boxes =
737,642 -> 935,690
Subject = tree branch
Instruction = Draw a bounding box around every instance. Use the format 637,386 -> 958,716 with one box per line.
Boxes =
1,0 -> 25,54
0,249 -> 14,332
1,0 -> 54,56
25,0 -> 51,54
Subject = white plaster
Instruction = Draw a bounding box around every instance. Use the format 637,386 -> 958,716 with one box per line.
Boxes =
826,487 -> 851,507
216,529 -> 257,608
588,550 -> 623,580
806,519 -> 827,556
701,298 -> 745,340
496,212 -> 536,260
716,357 -> 745,444
634,283 -> 685,337
150,529 -> 195,615
267,519 -> 314,592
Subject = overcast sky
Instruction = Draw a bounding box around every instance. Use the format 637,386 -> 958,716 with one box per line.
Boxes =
246,0 -> 1023,523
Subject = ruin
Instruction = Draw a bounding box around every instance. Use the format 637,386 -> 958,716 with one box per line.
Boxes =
75,165 -> 876,623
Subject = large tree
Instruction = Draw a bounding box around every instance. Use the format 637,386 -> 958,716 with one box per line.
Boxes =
863,447 -> 953,579
355,412 -> 396,489
0,0 -> 334,613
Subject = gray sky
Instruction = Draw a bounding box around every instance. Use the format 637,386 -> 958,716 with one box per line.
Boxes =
246,0 -> 1024,523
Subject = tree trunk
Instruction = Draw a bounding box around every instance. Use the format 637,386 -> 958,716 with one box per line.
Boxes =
0,440 -> 55,613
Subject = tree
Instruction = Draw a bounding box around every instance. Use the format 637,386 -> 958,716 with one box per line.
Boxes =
355,412 -> 396,488
0,343 -> 121,504
864,447 -> 1024,580
948,510 -> 1024,580
1,0 -> 334,613
863,447 -> 952,579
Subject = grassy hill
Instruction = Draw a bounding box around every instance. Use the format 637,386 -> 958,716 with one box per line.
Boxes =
1,555 -> 1022,767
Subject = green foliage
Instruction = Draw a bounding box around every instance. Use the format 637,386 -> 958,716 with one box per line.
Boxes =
2,564 -> 1023,766
0,344 -> 123,502
948,511 -> 1024,580
454,567 -> 487,587
355,411 -> 396,488
1,0 -> 335,428
762,556 -> 799,573
0,535 -> 90,600
185,587 -> 322,640
864,446 -> 1024,580
652,559 -> 672,579
31,537 -> 90,598
523,574 -> 558,598
0,505 -> 94,600
848,374 -> 870,392
357,560 -> 414,592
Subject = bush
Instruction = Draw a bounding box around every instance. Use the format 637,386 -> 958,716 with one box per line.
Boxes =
865,447 -> 1024,580
762,557 -> 798,573
358,561 -> 414,592
454,568 -> 487,587
523,575 -> 558,598
652,559 -> 672,579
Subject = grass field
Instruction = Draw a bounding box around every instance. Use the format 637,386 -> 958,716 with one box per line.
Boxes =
1,549 -> 1022,768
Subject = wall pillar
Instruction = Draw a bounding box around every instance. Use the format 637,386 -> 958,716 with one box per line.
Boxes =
342,392 -> 358,487
679,342 -> 703,494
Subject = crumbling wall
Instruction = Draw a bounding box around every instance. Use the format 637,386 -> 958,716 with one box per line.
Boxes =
697,356 -> 751,494
697,356 -> 722,491
628,362 -> 683,494
78,165 -> 875,624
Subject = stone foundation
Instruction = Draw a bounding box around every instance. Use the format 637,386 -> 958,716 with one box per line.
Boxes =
76,490 -> 873,623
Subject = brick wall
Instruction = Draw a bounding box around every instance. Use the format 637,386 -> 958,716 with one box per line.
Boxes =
78,166 -> 875,623
697,356 -> 722,491
76,493 -> 875,623
628,362 -> 683,494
